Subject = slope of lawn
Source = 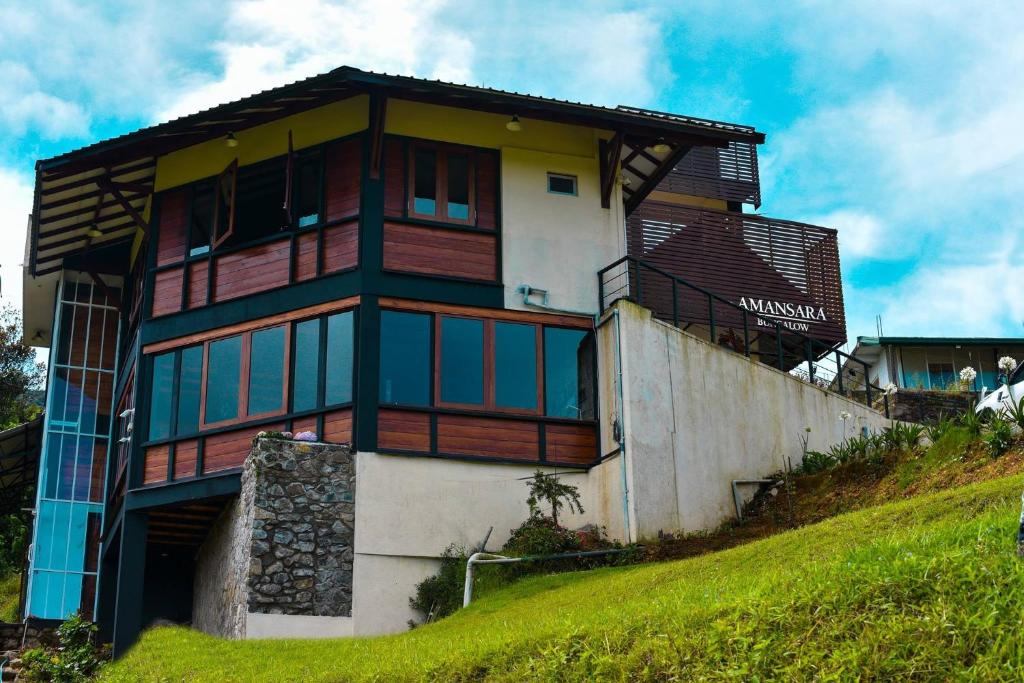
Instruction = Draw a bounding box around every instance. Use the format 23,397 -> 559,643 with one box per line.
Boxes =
102,473 -> 1024,681
0,572 -> 19,622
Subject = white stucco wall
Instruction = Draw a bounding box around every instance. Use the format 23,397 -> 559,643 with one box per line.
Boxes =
500,146 -> 624,315
604,300 -> 891,539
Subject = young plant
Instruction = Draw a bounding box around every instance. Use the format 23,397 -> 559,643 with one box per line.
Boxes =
1006,396 -> 1024,431
526,471 -> 584,527
926,413 -> 955,443
984,414 -> 1014,458
959,409 -> 984,437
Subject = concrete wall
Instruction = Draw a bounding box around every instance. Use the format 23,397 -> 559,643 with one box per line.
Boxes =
603,300 -> 891,539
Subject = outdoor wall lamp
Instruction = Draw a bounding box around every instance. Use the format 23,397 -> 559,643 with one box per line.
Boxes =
505,115 -> 522,132
225,132 -> 240,148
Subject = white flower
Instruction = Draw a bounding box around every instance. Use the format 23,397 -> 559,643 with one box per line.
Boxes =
839,411 -> 851,421
998,356 -> 1018,374
883,382 -> 898,396
959,366 -> 977,383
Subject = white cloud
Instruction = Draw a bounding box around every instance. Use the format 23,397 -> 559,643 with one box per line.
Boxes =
0,62 -> 90,140
808,209 -> 884,259
0,167 -> 33,311
157,0 -> 475,122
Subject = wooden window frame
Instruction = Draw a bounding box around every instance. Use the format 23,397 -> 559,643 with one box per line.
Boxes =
407,142 -> 476,226
212,158 -> 238,250
434,314 -> 543,416
198,324 -> 292,429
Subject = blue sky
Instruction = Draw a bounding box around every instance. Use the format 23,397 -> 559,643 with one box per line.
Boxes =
2,0 -> 1022,344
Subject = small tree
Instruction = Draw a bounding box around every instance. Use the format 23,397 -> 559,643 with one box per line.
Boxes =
0,305 -> 45,429
526,471 -> 583,527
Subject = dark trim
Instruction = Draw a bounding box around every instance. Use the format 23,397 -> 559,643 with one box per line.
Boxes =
377,402 -> 597,427
376,448 -> 591,470
111,510 -> 147,658
125,472 -> 241,511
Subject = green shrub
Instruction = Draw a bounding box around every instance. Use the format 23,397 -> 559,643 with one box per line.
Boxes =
959,409 -> 984,437
926,413 -> 956,443
800,450 -> 835,474
22,613 -> 107,682
408,544 -> 469,626
983,415 -> 1014,458
1006,396 -> 1024,431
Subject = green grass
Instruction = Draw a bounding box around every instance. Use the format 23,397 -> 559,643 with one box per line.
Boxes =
0,572 -> 19,623
103,474 -> 1024,681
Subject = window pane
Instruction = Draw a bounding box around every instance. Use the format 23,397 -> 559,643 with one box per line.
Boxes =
148,352 -> 175,440
190,184 -> 214,257
248,327 -> 286,415
292,319 -> 321,412
495,322 -> 537,410
413,148 -> 437,216
440,317 -> 483,405
544,328 -> 594,419
295,156 -> 321,227
447,153 -> 469,220
380,311 -> 430,406
234,163 -> 287,243
176,346 -> 203,435
325,312 -> 354,405
205,336 -> 242,423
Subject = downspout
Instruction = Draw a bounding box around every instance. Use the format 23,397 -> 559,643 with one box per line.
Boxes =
612,307 -> 632,543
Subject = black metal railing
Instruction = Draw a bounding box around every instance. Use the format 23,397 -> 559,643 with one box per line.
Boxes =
598,256 -> 889,417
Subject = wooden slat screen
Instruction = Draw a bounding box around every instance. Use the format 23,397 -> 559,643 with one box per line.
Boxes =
625,201 -> 845,346
156,190 -> 188,266
383,223 -> 497,281
212,237 -> 291,302
151,267 -> 183,317
324,137 -> 362,222
658,142 -> 761,207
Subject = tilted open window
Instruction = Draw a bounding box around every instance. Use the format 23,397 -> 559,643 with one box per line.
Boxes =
211,158 -> 237,249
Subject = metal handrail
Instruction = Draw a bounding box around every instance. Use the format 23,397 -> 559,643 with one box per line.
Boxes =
598,256 -> 890,417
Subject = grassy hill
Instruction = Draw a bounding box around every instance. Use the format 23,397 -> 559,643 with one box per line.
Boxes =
102,471 -> 1024,681
0,572 -> 19,622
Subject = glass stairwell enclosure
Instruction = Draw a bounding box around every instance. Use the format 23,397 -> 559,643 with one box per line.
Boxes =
27,277 -> 120,620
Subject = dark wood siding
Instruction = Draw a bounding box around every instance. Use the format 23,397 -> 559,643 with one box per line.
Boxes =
143,445 -> 169,485
475,151 -> 498,230
187,260 -> 208,309
203,422 -> 285,474
545,424 -> 597,465
437,415 -> 538,460
322,221 -> 358,273
156,190 -> 188,266
151,267 -> 183,317
173,439 -> 198,480
383,139 -> 405,217
324,138 -> 362,222
213,238 -> 291,303
322,408 -> 353,443
294,230 -> 318,282
378,409 -> 430,452
383,223 -> 496,281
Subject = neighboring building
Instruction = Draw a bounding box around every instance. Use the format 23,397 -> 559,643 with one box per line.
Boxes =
20,66 -> 883,655
850,337 -> 1024,393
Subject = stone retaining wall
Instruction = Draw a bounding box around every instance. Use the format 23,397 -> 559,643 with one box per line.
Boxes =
888,390 -> 975,423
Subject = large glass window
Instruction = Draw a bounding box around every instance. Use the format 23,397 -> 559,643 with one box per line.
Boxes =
148,353 -> 175,440
440,317 -> 484,406
544,328 -> 594,419
293,153 -> 322,228
494,322 -> 537,410
248,326 -> 286,415
176,346 -> 203,434
413,148 -> 437,216
380,311 -> 431,406
292,318 -> 321,412
325,312 -> 354,405
205,335 -> 242,423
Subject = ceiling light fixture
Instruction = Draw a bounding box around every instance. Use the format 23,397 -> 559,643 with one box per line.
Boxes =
652,140 -> 671,154
86,227 -> 102,238
225,132 -> 240,148
506,115 -> 522,132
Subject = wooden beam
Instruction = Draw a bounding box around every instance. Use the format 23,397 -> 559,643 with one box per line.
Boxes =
599,132 -> 623,210
98,178 -> 151,236
624,144 -> 693,215
369,93 -> 387,180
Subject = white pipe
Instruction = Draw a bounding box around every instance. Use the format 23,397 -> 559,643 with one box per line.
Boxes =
612,308 -> 631,542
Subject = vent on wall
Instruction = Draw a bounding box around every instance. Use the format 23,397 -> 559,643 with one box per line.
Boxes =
547,173 -> 578,196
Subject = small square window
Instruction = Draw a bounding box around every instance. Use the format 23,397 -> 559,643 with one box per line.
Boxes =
547,173 -> 577,196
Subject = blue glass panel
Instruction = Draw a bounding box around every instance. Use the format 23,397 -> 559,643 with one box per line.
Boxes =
34,502 -> 58,570
61,573 -> 83,619
325,312 -> 354,405
440,317 -> 483,405
248,327 -> 286,415
544,328 -> 588,418
292,319 -> 321,412
65,506 -> 88,573
148,353 -> 175,440
495,323 -> 537,410
205,336 -> 242,423
71,437 -> 95,502
379,311 -> 431,406
29,571 -> 61,619
177,346 -> 203,435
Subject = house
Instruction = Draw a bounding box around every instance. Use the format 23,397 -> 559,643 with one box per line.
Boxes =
849,336 -> 1024,392
20,66 -> 889,656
